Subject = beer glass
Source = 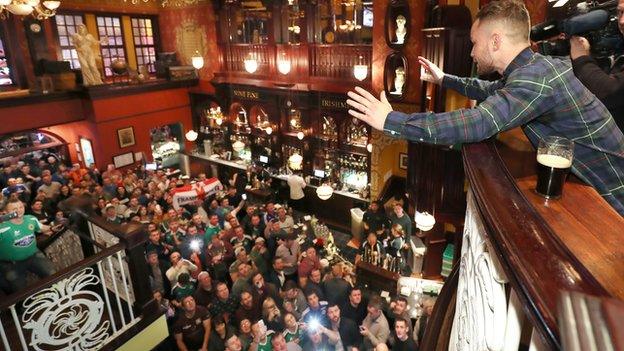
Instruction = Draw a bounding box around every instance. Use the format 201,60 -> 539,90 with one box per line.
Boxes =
535,136 -> 574,199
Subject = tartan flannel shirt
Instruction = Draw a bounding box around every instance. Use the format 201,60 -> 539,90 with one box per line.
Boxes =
383,48 -> 624,216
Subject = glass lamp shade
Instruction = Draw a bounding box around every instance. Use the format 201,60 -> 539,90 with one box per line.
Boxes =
0,0 -> 12,5
265,126 -> 273,135
366,143 -> 373,152
316,184 -> 334,200
277,59 -> 291,75
191,52 -> 204,69
43,0 -> 60,9
215,117 -> 223,126
232,140 -> 245,153
415,211 -> 436,231
185,130 -> 198,142
288,153 -> 303,170
353,65 -> 368,81
26,0 -> 40,6
7,4 -> 35,15
244,58 -> 258,73
297,131 -> 304,140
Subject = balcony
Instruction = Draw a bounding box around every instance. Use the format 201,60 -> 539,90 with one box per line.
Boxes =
0,203 -> 164,351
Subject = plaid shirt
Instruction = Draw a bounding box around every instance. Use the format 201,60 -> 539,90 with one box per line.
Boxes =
383,48 -> 624,215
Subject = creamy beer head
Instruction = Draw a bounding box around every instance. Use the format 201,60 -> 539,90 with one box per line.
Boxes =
536,154 -> 572,169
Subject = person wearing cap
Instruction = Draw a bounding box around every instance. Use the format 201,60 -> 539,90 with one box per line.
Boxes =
193,271 -> 215,307
250,236 -> 270,275
229,246 -> 251,282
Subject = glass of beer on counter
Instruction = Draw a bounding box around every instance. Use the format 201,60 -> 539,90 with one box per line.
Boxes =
535,136 -> 574,199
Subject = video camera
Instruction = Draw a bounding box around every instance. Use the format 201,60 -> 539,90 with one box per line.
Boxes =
530,0 -> 623,69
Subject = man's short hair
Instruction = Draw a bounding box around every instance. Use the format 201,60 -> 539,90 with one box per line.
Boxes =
368,295 -> 383,310
304,289 -> 318,299
476,0 -> 530,43
394,316 -> 408,327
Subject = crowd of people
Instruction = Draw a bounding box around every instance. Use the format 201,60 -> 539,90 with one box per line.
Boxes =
0,152 -> 431,351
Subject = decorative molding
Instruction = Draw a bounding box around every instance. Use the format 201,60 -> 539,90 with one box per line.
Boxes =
161,0 -> 208,8
175,19 -> 208,67
22,268 -> 111,351
449,190 -> 508,351
369,129 -> 406,199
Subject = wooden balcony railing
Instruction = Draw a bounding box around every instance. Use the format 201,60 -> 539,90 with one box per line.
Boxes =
309,44 -> 372,81
215,43 -> 372,92
421,131 -> 624,351
0,206 -> 155,351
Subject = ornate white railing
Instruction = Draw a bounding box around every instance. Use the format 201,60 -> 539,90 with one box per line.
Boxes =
448,190 -> 550,351
0,225 -> 142,350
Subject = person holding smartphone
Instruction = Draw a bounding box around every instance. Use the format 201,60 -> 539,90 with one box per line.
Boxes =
0,199 -> 56,294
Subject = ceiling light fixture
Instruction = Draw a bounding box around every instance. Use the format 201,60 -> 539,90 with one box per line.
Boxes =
0,0 -> 60,19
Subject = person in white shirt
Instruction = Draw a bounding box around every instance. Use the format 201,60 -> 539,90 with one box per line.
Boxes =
286,171 -> 306,212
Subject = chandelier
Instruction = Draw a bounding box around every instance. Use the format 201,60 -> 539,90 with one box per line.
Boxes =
0,0 -> 60,20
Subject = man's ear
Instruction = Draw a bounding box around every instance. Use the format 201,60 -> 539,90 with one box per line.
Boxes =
492,33 -> 501,51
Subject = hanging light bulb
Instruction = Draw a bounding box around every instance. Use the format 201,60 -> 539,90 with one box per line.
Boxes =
232,140 -> 245,153
277,52 -> 291,75
191,50 -> 204,69
266,126 -> 273,135
297,131 -> 305,140
415,211 -> 436,231
288,153 -> 303,170
244,53 -> 258,74
216,117 -> 223,126
317,183 -> 334,200
185,130 -> 198,142
353,55 -> 368,81
42,1 -> 61,9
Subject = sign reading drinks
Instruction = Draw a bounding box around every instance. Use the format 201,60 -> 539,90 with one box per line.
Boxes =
233,89 -> 260,100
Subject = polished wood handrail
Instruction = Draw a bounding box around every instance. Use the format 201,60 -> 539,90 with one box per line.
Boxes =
462,140 -> 610,349
0,243 -> 125,310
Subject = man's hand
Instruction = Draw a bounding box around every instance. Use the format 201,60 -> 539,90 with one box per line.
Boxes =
346,87 -> 393,131
570,36 -> 591,60
418,56 -> 445,85
359,326 -> 369,337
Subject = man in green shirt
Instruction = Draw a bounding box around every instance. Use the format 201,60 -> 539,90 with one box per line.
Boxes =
0,199 -> 56,293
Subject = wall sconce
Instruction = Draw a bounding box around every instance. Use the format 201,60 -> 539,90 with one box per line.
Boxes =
366,143 -> 373,153
353,55 -> 368,81
191,50 -> 204,69
244,53 -> 258,74
185,130 -> 198,141
317,183 -> 334,200
277,52 -> 291,75
415,211 -> 436,231
288,153 -> 303,170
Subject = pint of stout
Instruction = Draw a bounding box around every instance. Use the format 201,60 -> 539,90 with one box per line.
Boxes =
535,137 -> 573,199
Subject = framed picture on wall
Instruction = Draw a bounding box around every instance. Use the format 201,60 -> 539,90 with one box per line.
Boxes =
113,152 -> 135,169
79,137 -> 96,168
399,153 -> 408,170
117,127 -> 136,148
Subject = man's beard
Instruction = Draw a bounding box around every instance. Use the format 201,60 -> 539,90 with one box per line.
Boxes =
475,53 -> 495,75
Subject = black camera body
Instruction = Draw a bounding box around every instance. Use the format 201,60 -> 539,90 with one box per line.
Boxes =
531,0 -> 623,70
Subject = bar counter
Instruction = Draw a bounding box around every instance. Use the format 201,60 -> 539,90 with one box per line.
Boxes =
185,151 -> 370,233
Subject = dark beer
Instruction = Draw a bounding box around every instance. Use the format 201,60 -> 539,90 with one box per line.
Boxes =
536,154 -> 571,199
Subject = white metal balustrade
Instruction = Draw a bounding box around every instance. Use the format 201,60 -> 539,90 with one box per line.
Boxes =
0,223 -> 142,351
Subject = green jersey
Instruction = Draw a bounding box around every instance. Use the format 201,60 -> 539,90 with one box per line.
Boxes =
203,225 -> 220,243
0,215 -> 42,261
256,333 -> 273,351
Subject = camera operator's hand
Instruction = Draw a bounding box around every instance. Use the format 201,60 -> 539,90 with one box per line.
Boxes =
570,36 -> 591,60
418,56 -> 445,85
